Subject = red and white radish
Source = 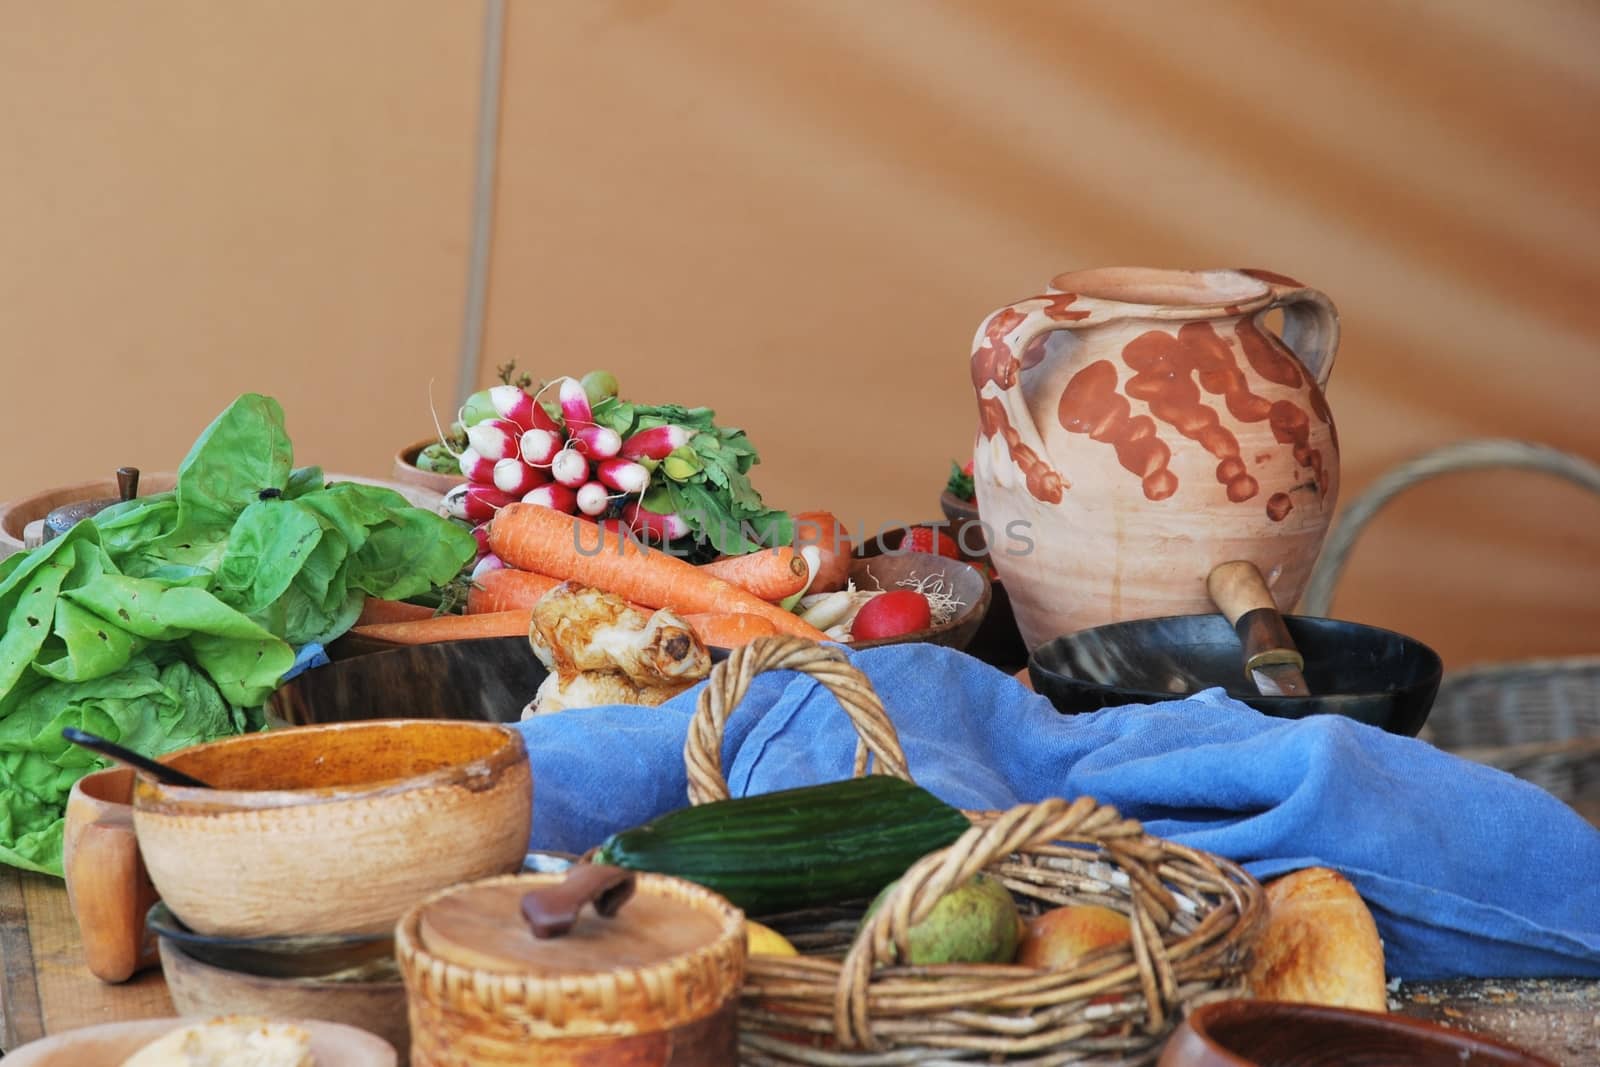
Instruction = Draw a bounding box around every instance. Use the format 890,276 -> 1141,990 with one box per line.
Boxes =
488,385 -> 544,433
595,457 -> 649,494
558,377 -> 594,428
442,483 -> 516,523
572,424 -> 621,459
492,456 -> 548,496
465,418 -> 522,462
522,483 -> 578,513
597,517 -> 633,539
622,501 -> 690,541
518,427 -> 563,468
575,481 -> 611,517
457,447 -> 497,483
850,590 -> 932,641
550,447 -> 590,488
620,425 -> 692,461
470,522 -> 492,560
470,553 -> 506,581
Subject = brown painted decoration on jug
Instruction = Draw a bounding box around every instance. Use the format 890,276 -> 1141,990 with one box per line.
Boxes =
971,268 -> 1340,649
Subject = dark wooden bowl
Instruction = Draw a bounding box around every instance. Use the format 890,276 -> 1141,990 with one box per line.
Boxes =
844,552 -> 991,652
1158,999 -> 1556,1066
146,900 -> 394,980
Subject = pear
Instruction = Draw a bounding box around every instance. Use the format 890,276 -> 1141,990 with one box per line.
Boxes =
863,873 -> 1020,964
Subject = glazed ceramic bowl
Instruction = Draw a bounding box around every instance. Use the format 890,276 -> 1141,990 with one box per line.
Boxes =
1158,999 -> 1555,1066
146,900 -> 393,980
844,552 -> 991,651
132,720 -> 531,938
3,1015 -> 395,1067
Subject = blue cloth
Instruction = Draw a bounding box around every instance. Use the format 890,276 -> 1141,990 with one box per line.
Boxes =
279,643 -> 329,683
517,644 -> 1600,981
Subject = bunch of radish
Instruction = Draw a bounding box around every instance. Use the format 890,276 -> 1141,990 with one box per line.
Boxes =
440,373 -> 691,577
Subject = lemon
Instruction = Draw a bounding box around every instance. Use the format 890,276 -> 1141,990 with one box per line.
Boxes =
746,920 -> 799,957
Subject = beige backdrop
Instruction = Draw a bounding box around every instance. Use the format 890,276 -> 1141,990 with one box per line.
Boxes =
3,0 -> 1597,669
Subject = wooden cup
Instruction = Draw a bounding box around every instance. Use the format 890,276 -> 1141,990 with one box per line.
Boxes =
62,767 -> 160,983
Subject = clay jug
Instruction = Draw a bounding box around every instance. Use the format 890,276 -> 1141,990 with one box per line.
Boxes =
970,267 -> 1340,650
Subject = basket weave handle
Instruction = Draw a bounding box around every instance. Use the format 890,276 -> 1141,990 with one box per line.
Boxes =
1301,439 -> 1600,616
684,636 -> 913,806
834,796 -> 1180,1051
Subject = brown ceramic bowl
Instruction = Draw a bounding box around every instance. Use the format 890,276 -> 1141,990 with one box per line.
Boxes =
1158,999 -> 1556,1067
844,552 -> 991,652
393,436 -> 468,496
0,472 -> 178,558
939,490 -> 989,558
3,1015 -> 395,1067
159,938 -> 409,1062
132,720 -> 531,939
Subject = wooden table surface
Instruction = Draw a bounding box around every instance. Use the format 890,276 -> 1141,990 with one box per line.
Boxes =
2,865 -> 1596,1064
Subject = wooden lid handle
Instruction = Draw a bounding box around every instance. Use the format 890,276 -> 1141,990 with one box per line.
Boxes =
115,467 -> 140,501
520,864 -> 636,939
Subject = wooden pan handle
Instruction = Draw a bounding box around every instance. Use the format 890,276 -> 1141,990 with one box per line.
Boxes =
1207,561 -> 1304,673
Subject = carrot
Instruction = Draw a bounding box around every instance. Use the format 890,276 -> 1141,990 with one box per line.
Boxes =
487,504 -> 829,641
467,569 -> 562,614
697,548 -> 808,601
683,613 -> 779,648
793,510 -> 852,593
355,598 -> 437,626
352,610 -> 530,645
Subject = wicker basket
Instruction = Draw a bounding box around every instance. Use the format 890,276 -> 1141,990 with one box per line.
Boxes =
1300,439 -> 1600,823
683,637 -> 1266,1066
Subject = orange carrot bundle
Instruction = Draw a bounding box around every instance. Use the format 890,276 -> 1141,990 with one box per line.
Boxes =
466,569 -> 562,615
486,505 -> 828,641
697,548 -> 808,601
682,613 -> 779,648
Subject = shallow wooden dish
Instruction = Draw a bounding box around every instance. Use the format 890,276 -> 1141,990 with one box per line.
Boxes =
132,720 -> 531,939
844,551 -> 991,651
1158,999 -> 1555,1067
0,472 -> 177,558
393,436 -> 467,496
3,1014 -> 395,1067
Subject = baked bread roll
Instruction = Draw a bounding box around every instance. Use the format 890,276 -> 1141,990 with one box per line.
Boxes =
121,1016 -> 315,1067
1246,866 -> 1387,1012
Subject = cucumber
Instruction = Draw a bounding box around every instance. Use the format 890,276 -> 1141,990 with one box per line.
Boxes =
593,776 -> 971,917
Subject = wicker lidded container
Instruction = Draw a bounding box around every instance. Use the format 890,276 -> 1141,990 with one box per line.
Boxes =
396,869 -> 746,1066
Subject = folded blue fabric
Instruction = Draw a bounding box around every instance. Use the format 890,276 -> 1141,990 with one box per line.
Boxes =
517,643 -> 1600,981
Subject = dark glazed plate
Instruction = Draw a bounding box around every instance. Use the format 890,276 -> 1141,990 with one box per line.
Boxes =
271,636 -> 548,726
146,901 -> 394,980
1029,614 -> 1442,736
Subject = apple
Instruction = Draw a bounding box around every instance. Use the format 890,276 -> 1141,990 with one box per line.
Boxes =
1016,904 -> 1132,968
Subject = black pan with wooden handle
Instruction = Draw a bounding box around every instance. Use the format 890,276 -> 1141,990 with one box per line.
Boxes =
1028,563 -> 1443,736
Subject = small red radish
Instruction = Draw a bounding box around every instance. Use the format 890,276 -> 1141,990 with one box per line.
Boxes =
559,377 -> 594,428
550,447 -> 590,488
620,425 -> 692,460
575,481 -> 611,517
442,483 -> 516,523
492,456 -> 548,496
470,553 -> 506,580
597,517 -> 633,539
465,418 -> 521,461
850,591 -> 932,641
488,385 -> 543,432
622,501 -> 690,541
457,446 -> 497,483
522,483 -> 578,513
470,522 -> 492,559
572,424 -> 621,458
595,457 -> 649,494
519,427 -> 563,467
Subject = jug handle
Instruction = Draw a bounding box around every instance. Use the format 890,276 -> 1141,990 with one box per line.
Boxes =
1244,270 -> 1340,389
970,293 -> 1090,504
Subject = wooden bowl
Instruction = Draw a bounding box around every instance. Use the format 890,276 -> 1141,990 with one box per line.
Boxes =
0,472 -> 177,559
1158,999 -> 1556,1067
844,552 -> 991,651
393,436 -> 467,496
939,489 -> 989,558
132,720 -> 531,939
3,1014 -> 395,1067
